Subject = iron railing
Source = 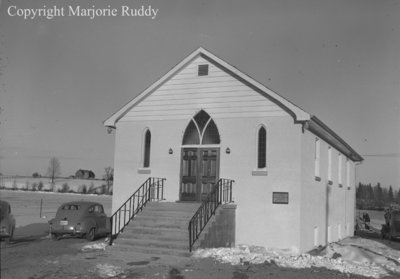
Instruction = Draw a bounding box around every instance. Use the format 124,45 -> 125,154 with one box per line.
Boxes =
188,178 -> 234,252
109,177 -> 166,244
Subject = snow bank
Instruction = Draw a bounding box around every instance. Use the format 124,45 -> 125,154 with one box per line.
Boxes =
81,241 -> 108,252
193,239 -> 400,278
96,263 -> 124,278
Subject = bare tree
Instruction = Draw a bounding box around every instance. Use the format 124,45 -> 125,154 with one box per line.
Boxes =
103,166 -> 114,194
47,157 -> 61,185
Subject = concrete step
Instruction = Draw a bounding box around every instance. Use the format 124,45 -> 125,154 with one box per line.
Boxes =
129,219 -> 187,230
135,212 -> 194,219
112,201 -> 200,257
120,228 -> 188,241
144,202 -> 200,212
119,232 -> 189,242
112,243 -> 191,257
134,213 -> 193,222
121,226 -> 187,236
115,237 -> 189,251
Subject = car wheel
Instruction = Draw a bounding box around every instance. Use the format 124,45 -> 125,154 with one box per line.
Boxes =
51,233 -> 59,240
7,227 -> 14,244
86,228 -> 96,241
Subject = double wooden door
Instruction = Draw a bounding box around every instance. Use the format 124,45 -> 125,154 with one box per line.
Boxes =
180,148 -> 219,201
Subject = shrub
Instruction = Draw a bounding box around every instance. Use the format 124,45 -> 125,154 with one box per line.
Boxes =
38,181 -> 44,191
60,183 -> 70,193
97,184 -> 107,195
32,182 -> 38,191
79,184 -> 88,194
22,180 -> 29,191
88,183 -> 95,194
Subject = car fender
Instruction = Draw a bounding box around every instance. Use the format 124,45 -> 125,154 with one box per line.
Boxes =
80,218 -> 97,233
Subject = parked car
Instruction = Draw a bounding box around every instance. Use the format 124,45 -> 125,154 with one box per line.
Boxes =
0,200 -> 16,243
49,201 -> 110,241
381,207 -> 400,240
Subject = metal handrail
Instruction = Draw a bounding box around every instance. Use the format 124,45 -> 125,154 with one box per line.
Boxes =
188,178 -> 234,252
109,177 -> 166,244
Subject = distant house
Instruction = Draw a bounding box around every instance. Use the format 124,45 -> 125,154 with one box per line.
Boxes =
75,169 -> 95,179
104,47 -> 363,253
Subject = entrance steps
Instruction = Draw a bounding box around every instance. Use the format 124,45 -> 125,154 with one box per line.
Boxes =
111,202 -> 200,257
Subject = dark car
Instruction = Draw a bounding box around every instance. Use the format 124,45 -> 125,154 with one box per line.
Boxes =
49,201 -> 110,241
382,208 -> 400,240
0,200 -> 16,243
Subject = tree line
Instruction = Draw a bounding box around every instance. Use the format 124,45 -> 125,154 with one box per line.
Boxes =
356,182 -> 400,210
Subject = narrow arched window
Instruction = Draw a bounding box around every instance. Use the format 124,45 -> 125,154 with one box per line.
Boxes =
143,130 -> 151,168
257,126 -> 266,168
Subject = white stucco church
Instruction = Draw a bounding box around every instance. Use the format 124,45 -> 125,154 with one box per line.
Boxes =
104,47 -> 363,253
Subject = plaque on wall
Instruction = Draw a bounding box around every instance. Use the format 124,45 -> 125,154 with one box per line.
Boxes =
273,192 -> 289,204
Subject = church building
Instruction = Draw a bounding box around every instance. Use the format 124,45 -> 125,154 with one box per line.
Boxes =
104,47 -> 363,253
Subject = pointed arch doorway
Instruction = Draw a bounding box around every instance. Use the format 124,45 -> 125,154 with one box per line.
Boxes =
180,110 -> 220,201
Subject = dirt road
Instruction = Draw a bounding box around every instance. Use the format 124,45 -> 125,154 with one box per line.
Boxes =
2,225 -> 396,279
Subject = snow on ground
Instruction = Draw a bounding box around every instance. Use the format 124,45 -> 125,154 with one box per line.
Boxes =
193,237 -> 400,278
81,241 -> 108,252
95,263 -> 124,279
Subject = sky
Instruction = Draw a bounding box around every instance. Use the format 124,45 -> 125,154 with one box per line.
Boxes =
0,0 -> 399,188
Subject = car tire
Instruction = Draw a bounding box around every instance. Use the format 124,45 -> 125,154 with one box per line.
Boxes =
86,228 -> 96,241
51,233 -> 59,240
7,227 -> 14,244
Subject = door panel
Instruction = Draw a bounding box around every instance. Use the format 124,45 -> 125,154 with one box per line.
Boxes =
200,149 -> 218,200
181,149 -> 198,201
180,148 -> 219,201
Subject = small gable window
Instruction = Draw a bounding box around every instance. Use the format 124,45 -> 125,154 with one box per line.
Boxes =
198,64 -> 209,76
143,129 -> 151,168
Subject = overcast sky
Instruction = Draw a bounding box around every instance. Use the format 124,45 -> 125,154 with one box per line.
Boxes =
0,0 -> 399,188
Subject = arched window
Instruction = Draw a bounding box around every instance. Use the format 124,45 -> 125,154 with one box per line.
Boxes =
257,126 -> 266,168
143,129 -> 151,168
182,110 -> 220,145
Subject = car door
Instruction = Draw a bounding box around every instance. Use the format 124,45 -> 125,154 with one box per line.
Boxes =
94,205 -> 107,233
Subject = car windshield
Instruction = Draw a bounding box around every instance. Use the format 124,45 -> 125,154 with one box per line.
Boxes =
61,204 -> 81,210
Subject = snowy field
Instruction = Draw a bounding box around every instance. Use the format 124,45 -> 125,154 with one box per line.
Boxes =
0,189 -> 112,227
0,176 -> 107,193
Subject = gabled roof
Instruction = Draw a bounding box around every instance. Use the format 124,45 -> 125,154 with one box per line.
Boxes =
103,47 -> 310,127
103,47 -> 363,162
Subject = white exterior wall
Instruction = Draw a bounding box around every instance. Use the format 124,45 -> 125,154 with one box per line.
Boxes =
218,116 -> 303,251
113,114 -> 304,251
111,55 -> 306,251
299,130 -> 356,252
110,53 -> 357,253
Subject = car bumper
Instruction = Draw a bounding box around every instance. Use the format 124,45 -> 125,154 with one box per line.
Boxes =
0,231 -> 12,238
50,225 -> 84,236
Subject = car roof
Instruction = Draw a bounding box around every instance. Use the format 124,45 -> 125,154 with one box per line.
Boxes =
60,201 -> 102,208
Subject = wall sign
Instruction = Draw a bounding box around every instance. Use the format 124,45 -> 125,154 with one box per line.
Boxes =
273,192 -> 289,204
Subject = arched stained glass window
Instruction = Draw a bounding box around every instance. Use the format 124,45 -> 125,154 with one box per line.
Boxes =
194,110 -> 210,134
143,129 -> 151,168
182,110 -> 220,145
257,126 -> 266,168
182,120 -> 200,145
202,119 -> 220,144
